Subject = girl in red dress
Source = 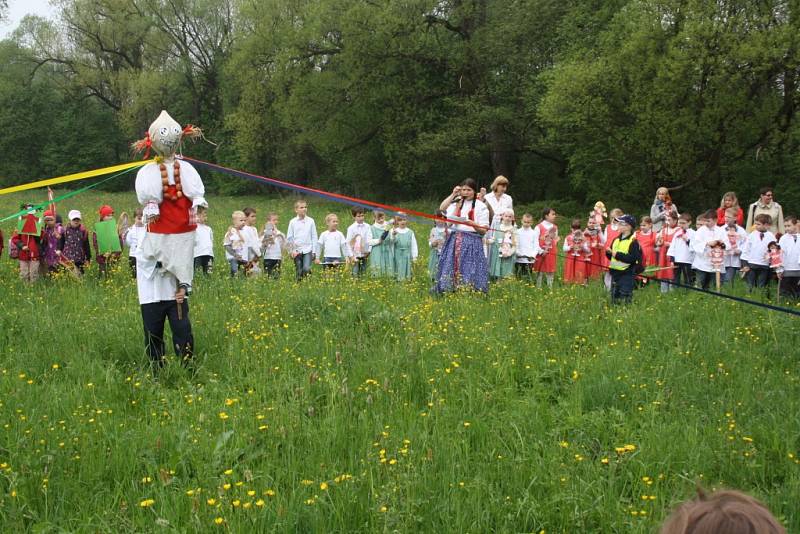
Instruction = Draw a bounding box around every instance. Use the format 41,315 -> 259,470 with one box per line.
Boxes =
533,207 -> 558,287
563,219 -> 590,285
655,213 -> 680,292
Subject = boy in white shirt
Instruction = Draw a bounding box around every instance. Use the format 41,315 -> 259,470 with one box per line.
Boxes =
242,207 -> 261,274
692,209 -> 728,290
261,212 -> 285,279
719,207 -> 747,285
223,211 -> 249,277
286,200 -> 318,280
193,207 -> 214,275
346,207 -> 371,276
667,212 -> 695,287
317,213 -> 351,269
125,207 -> 146,278
741,213 -> 776,291
514,213 -> 540,280
778,216 -> 799,298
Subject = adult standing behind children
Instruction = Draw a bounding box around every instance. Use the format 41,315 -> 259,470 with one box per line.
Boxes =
716,191 -> 744,226
434,179 -> 490,293
746,186 -> 784,235
649,187 -> 679,232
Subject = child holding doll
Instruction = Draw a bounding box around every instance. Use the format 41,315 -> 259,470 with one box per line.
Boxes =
532,207 -> 558,287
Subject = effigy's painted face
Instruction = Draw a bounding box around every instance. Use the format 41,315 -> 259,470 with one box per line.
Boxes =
148,111 -> 183,157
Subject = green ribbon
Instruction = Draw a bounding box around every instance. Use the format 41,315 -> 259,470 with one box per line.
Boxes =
0,166 -> 139,223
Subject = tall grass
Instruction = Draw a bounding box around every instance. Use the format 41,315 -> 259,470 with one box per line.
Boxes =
0,190 -> 798,532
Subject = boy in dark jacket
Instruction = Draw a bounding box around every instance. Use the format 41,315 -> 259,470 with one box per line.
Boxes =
605,214 -> 642,304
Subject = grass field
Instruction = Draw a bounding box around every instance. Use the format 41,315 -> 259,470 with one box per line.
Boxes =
1,189 -> 799,532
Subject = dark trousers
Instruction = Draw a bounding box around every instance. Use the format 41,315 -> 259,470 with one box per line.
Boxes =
694,270 -> 716,290
263,259 -> 281,279
610,269 -> 634,304
141,300 -> 193,368
746,265 -> 770,290
128,256 -> 137,278
514,262 -> 534,280
673,262 -> 694,287
194,255 -> 214,275
778,275 -> 799,298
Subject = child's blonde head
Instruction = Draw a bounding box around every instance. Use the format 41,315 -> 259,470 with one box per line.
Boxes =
294,200 -> 307,210
660,488 -> 784,534
609,208 -> 623,218
325,213 -> 338,225
231,210 -> 245,221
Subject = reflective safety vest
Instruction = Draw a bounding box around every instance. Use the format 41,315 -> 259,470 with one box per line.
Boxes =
610,235 -> 636,271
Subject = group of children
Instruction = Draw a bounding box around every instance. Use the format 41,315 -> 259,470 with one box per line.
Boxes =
4,204 -> 129,282
476,203 -> 800,300
5,198 -> 800,300
210,202 -> 419,281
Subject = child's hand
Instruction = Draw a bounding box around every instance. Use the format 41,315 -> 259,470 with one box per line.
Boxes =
291,251 -> 298,258
175,287 -> 186,304
314,258 -> 321,264
22,246 -> 29,251
56,250 -> 61,256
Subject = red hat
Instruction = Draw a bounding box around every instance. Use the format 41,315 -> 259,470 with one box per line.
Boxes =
99,205 -> 114,217
43,210 -> 55,218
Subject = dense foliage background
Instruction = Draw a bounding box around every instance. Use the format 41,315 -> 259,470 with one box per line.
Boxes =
1,0 -> 799,214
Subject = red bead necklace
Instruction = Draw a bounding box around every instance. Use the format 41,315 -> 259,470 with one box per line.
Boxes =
160,160 -> 184,201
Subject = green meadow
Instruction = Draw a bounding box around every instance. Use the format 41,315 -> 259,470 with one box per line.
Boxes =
0,190 -> 799,532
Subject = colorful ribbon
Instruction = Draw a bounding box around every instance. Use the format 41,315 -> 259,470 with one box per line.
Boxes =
0,160 -> 152,196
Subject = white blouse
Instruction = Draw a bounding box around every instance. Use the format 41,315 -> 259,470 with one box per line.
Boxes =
484,193 -> 513,224
445,200 -> 489,233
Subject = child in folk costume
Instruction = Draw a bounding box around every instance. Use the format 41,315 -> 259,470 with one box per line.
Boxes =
92,205 -> 123,277
515,213 -> 539,281
60,210 -> 91,274
125,208 -> 146,278
11,214 -> 41,283
667,212 -> 695,287
740,214 -> 776,291
390,213 -> 418,280
720,207 -> 747,285
532,207 -> 559,287
583,217 -> 605,280
778,216 -> 800,298
261,212 -> 285,280
346,207 -> 372,277
0,228 -> 4,258
635,216 -> 657,270
40,210 -> 63,275
489,209 -> 517,280
286,200 -> 318,281
602,208 -> 624,290
655,213 -> 680,292
368,210 -> 394,277
317,213 -> 351,269
242,207 -> 261,274
193,207 -> 214,276
428,210 -> 448,280
223,211 -> 250,277
563,219 -> 590,285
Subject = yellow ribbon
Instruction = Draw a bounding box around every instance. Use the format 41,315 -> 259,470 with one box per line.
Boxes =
0,160 -> 153,196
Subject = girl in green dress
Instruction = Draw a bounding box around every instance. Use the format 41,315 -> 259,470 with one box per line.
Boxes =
391,213 -> 418,280
428,211 -> 448,280
489,209 -> 517,280
368,211 -> 394,277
